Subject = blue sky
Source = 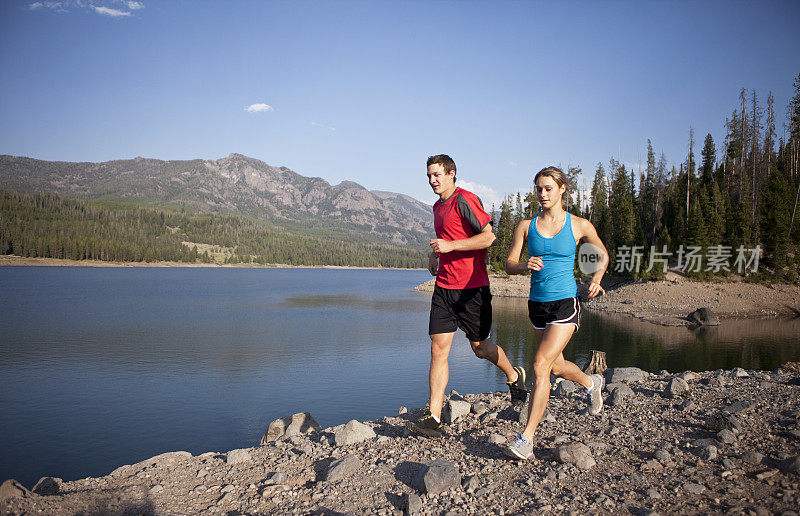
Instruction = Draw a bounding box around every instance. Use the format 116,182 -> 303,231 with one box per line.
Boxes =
1,0 -> 799,207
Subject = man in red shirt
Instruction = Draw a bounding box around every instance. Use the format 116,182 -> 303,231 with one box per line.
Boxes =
407,154 -> 527,438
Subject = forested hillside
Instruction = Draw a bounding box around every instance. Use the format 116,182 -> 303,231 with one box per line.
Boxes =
0,191 -> 428,268
489,75 -> 800,284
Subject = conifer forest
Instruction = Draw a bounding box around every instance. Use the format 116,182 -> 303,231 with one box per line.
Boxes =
489,75 -> 800,284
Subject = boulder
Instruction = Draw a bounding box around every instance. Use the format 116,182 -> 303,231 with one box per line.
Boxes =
555,380 -> 577,397
608,383 -> 635,406
471,402 -> 488,416
654,449 -> 672,464
697,445 -> 718,461
226,449 -> 252,465
722,401 -> 755,414
664,377 -> 690,398
406,493 -> 423,514
443,399 -> 471,424
334,420 -> 376,446
261,412 -> 322,444
729,367 -> 749,378
688,307 -> 720,326
0,479 -> 32,501
604,367 -> 647,384
31,477 -> 61,496
325,454 -> 362,482
780,455 -> 800,475
704,413 -> 742,433
742,451 -> 764,465
555,442 -> 596,470
412,459 -> 460,495
678,371 -> 699,381
716,429 -> 736,444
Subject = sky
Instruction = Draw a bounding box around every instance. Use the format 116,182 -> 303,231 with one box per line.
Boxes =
1,0 -> 799,207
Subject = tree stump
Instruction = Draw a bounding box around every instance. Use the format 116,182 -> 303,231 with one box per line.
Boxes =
583,350 -> 607,375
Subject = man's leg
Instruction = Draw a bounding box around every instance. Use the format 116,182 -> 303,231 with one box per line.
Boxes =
428,332 -> 455,420
470,339 -> 518,382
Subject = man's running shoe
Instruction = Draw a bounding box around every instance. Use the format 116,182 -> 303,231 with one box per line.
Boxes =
587,373 -> 605,416
503,433 -> 534,460
507,365 -> 527,406
406,409 -> 443,438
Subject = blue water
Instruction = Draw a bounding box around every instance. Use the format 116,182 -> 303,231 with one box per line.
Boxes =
1,266 -> 799,488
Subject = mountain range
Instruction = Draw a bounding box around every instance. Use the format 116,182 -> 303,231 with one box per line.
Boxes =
0,153 -> 433,247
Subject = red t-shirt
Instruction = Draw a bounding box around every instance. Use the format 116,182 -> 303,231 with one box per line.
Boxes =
433,187 -> 492,289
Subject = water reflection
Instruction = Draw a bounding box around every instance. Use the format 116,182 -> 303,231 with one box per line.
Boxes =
490,296 -> 800,374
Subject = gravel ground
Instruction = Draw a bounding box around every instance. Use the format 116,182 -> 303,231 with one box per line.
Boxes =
3,365 -> 800,516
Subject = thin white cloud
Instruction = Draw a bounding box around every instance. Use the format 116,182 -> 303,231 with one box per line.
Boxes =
455,180 -> 502,208
311,122 -> 336,132
246,103 -> 274,113
28,1 -> 66,11
92,5 -> 131,16
27,1 -> 143,16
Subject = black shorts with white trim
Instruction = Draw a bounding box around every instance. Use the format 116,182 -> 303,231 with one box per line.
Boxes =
527,296 -> 581,331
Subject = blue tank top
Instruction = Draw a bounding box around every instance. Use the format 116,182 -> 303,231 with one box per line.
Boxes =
527,212 -> 578,302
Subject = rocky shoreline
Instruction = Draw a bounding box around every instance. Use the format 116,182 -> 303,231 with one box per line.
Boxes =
3,365 -> 800,516
414,273 -> 800,327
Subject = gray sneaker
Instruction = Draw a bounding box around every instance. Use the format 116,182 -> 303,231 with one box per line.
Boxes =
503,433 -> 534,460
587,373 -> 605,416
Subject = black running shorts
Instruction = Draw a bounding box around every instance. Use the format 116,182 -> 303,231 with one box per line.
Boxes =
527,296 -> 581,331
429,285 -> 492,342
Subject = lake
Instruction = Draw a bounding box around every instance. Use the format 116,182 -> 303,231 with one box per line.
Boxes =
1,266 -> 799,488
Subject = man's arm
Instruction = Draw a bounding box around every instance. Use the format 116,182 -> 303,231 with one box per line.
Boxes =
430,223 -> 495,254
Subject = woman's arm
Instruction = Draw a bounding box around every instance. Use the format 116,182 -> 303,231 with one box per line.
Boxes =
574,216 -> 609,298
505,219 -> 542,275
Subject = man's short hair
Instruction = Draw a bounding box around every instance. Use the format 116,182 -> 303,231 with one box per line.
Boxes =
427,154 -> 457,177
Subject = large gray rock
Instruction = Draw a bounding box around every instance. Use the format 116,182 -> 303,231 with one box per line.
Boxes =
555,380 -> 577,397
604,367 -> 647,384
664,377 -> 690,398
742,451 -> 764,465
697,445 -> 718,461
0,479 -> 32,501
406,493 -> 423,514
716,429 -> 736,444
412,459 -> 460,495
262,412 -> 322,444
334,419 -> 376,446
226,448 -> 252,465
722,401 -> 755,414
325,454 -> 362,482
688,307 -> 720,326
729,367 -> 749,378
781,455 -> 800,475
443,399 -> 471,424
31,477 -> 61,496
704,412 -> 742,433
471,402 -> 488,416
555,442 -> 596,470
678,371 -> 699,381
608,383 -> 635,406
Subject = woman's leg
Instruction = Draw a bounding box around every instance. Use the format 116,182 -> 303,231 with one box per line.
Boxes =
520,324 -> 578,441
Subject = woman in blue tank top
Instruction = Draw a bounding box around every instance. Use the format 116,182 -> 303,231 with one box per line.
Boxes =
501,166 -> 609,460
